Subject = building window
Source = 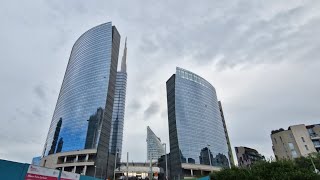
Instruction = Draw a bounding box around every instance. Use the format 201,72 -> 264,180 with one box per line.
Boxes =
274,138 -> 277,144
305,145 -> 309,151
288,143 -> 295,150
289,133 -> 294,139
291,150 -> 298,158
280,136 -> 283,142
301,137 -> 305,142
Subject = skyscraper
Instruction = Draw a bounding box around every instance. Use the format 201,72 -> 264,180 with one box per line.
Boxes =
147,126 -> 165,161
40,22 -> 122,179
166,67 -> 230,179
109,38 -> 128,162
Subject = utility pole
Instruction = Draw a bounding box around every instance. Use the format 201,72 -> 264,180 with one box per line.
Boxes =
149,153 -> 153,180
100,165 -> 103,179
114,150 -> 118,180
57,167 -> 62,180
163,143 -> 168,180
310,156 -> 319,174
126,152 -> 129,180
207,144 -> 212,167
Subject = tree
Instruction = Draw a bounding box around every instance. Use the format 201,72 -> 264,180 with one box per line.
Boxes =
210,159 -> 320,180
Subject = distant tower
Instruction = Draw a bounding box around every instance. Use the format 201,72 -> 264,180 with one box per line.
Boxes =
147,126 -> 165,161
109,38 -> 128,161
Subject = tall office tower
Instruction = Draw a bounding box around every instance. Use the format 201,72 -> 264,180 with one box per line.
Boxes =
166,67 -> 230,179
271,124 -> 320,160
40,22 -> 121,179
109,38 -> 128,162
218,101 -> 235,166
235,146 -> 265,168
147,126 -> 165,161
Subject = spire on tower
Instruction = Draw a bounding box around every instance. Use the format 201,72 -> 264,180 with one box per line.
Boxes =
121,37 -> 127,72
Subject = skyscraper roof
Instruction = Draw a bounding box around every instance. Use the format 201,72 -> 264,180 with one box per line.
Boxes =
147,126 -> 165,161
121,37 -> 127,72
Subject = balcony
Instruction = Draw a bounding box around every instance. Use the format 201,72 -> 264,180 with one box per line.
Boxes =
310,133 -> 320,140
57,154 -> 96,165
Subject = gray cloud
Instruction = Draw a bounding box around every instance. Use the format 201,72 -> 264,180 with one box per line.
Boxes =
128,99 -> 141,112
1,0 -> 320,163
144,101 -> 160,120
161,110 -> 167,119
34,84 -> 47,102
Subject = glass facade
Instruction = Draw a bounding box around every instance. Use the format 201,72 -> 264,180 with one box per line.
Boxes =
109,72 -> 127,158
147,126 -> 165,161
31,156 -> 41,166
166,67 -> 230,178
109,39 -> 127,162
43,22 -> 119,156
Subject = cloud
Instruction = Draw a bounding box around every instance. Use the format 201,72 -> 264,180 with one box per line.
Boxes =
1,0 -> 320,164
33,84 -> 47,102
144,101 -> 160,120
127,99 -> 141,112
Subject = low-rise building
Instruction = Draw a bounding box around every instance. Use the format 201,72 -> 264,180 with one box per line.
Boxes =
235,147 -> 264,168
271,124 -> 320,160
115,162 -> 160,179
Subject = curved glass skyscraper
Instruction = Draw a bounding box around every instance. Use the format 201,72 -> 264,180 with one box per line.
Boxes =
166,67 -> 230,179
41,22 -> 122,179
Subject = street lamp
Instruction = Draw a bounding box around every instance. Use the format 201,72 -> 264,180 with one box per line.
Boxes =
114,149 -> 119,180
57,167 -> 62,180
94,165 -> 96,179
207,144 -> 212,166
310,156 -> 319,174
162,143 -> 168,180
149,152 -> 153,180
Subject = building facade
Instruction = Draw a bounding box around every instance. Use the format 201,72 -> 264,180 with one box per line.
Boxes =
166,67 -> 230,179
271,124 -> 320,160
40,22 -> 122,179
114,162 -> 160,180
147,126 -> 165,161
109,38 -> 128,162
218,101 -> 235,166
158,153 -> 171,179
235,146 -> 265,168
31,156 -> 41,166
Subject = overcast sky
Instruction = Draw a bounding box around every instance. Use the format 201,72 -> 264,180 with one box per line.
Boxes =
1,0 -> 320,164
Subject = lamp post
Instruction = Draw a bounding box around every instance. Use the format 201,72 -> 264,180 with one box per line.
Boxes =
114,149 -> 119,180
162,143 -> 168,180
100,165 -> 103,179
94,165 -> 96,179
310,156 -> 319,174
126,152 -> 129,180
57,167 -> 62,180
149,153 -> 153,180
207,144 -> 212,166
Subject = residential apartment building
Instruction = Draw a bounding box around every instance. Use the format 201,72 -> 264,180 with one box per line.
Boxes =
235,146 -> 265,168
271,124 -> 320,160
